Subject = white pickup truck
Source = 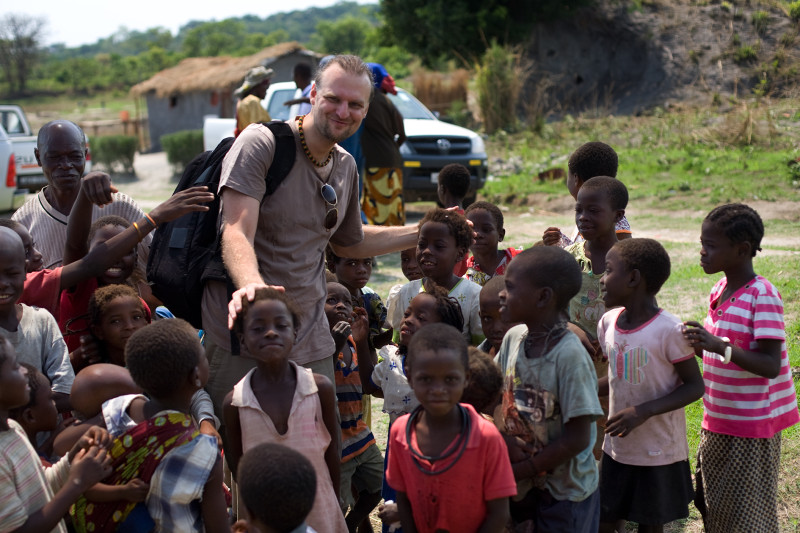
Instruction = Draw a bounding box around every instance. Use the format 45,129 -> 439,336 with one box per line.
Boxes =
0,104 -> 92,193
0,123 -> 27,212
203,82 -> 488,203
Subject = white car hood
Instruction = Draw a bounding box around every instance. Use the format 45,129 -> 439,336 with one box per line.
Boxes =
402,118 -> 479,139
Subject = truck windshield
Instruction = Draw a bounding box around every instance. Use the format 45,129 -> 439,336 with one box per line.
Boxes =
387,90 -> 436,120
0,111 -> 24,135
266,88 -> 298,122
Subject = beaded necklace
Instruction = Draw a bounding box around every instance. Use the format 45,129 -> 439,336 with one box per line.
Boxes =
297,114 -> 334,168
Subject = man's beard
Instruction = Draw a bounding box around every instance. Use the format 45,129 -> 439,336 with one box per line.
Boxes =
313,111 -> 358,144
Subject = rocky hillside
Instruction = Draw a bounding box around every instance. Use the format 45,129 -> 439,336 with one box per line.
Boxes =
524,0 -> 800,115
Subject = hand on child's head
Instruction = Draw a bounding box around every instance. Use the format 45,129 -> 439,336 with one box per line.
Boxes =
445,205 -> 477,246
227,282 -> 285,331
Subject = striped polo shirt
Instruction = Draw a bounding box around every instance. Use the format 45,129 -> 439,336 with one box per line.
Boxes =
701,275 -> 799,438
334,337 -> 376,462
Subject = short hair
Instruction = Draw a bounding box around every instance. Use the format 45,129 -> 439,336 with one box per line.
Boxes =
510,247 -> 582,311
460,347 -> 503,414
438,164 -> 471,199
234,288 -> 302,338
8,363 -> 45,420
125,319 -> 201,399
87,215 -> 130,245
568,141 -> 618,181
613,238 -> 671,295
418,207 -> 472,252
705,203 -> 764,257
465,201 -> 504,232
238,443 -> 316,532
37,120 -> 86,150
294,62 -> 312,80
88,284 -> 144,327
480,275 -> 505,303
314,54 -> 373,99
422,279 -> 464,333
0,219 -> 23,232
578,175 -> 628,211
406,323 -> 468,371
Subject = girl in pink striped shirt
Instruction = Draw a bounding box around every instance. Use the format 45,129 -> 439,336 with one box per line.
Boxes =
683,203 -> 799,533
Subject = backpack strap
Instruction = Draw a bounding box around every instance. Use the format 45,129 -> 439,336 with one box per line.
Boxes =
262,121 -> 296,195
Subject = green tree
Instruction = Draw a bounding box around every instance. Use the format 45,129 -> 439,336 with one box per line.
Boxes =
310,16 -> 373,55
380,0 -> 591,65
55,57 -> 101,94
0,13 -> 46,95
181,19 -> 247,57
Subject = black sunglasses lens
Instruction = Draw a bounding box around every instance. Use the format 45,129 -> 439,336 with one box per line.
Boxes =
324,208 -> 338,230
321,184 -> 337,205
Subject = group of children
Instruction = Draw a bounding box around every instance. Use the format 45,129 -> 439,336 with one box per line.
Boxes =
1,141 -> 797,533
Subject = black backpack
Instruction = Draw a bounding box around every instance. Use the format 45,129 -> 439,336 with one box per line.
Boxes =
146,121 -> 296,329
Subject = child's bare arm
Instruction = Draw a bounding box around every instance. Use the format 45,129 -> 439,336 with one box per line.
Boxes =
606,358 -> 704,438
359,355 -> 383,397
84,479 -> 148,503
201,454 -> 230,533
352,307 -> 376,373
597,376 -> 609,397
61,180 -> 213,289
315,374 -> 341,500
516,414 -> 593,480
63,173 -> 115,267
683,321 -> 782,378
478,497 -> 511,533
396,491 -> 418,533
330,321 -> 351,359
221,391 -> 244,480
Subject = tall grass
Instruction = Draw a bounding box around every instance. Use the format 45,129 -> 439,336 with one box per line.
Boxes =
474,42 -> 526,134
482,102 -> 800,211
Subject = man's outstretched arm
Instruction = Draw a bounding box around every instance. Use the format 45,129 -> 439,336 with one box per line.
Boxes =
330,224 -> 417,259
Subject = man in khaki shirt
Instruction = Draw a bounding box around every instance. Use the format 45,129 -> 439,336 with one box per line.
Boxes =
202,55 -> 418,420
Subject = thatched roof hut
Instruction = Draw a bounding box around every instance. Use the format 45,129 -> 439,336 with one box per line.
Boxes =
131,42 -> 320,151
131,42 -> 317,98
